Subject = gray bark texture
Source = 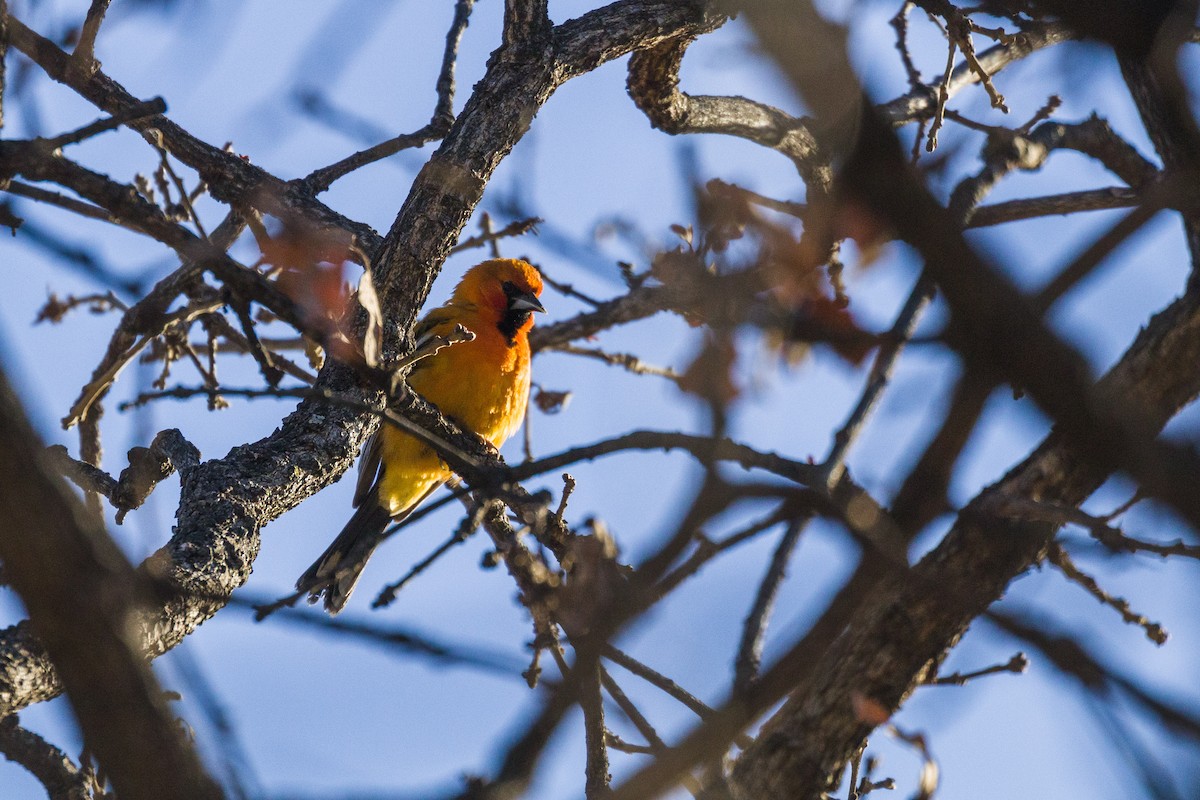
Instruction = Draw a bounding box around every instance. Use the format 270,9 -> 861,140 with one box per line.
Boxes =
1,0 -> 1198,797
0,0 -> 726,718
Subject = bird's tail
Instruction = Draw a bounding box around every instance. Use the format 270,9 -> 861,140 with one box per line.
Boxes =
296,499 -> 393,614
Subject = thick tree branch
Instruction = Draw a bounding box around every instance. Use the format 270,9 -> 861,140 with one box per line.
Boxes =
0,716 -> 92,800
0,0 -> 728,720
628,36 -> 826,183
504,0 -> 551,46
0,365 -> 220,799
719,2 -> 1200,797
994,0 -> 1179,60
611,286 -> 1200,800
553,0 -> 726,82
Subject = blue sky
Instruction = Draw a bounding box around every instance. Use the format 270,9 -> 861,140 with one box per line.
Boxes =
2,1 -> 1199,798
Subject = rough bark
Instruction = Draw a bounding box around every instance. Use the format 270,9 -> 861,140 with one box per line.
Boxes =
730,290 -> 1200,798
0,366 -> 220,799
0,0 -> 725,718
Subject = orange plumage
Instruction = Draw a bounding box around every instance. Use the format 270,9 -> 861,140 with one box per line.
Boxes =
298,258 -> 545,613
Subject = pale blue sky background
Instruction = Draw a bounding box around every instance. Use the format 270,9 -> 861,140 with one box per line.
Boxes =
2,1 -> 1199,798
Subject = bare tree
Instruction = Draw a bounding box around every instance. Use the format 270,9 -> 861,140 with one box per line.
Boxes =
1,0 -> 1199,798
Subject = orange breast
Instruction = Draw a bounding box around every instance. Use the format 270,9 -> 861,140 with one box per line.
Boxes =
375,314 -> 531,517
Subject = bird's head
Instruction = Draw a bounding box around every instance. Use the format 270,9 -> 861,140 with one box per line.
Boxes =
452,258 -> 546,340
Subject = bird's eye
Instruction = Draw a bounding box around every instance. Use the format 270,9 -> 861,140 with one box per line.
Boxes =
502,280 -> 517,295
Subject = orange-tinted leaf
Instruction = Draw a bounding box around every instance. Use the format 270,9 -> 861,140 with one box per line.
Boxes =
701,179 -> 754,253
35,293 -> 70,325
757,217 -> 826,305
275,261 -> 349,323
801,296 -> 874,365
833,200 -> 891,265
650,248 -> 702,284
533,387 -> 573,414
255,216 -> 362,352
669,223 -> 694,247
678,336 -> 739,406
558,520 -> 623,639
851,692 -> 891,726
258,224 -> 354,273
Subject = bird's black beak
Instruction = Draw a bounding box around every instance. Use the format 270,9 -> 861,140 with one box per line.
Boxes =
509,291 -> 545,314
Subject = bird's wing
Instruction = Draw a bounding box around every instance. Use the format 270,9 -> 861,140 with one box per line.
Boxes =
352,430 -> 384,509
407,306 -> 463,378
354,307 -> 465,508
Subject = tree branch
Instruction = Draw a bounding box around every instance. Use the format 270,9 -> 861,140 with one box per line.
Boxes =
0,364 -> 220,799
0,0 -> 728,720
0,715 -> 92,800
627,35 -> 825,183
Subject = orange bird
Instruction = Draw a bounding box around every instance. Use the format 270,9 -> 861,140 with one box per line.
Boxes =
298,258 -> 545,613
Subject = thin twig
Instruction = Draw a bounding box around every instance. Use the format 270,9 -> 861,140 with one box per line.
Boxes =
555,473 -> 575,521
3,180 -> 123,225
118,384 -> 307,411
302,122 -> 448,194
822,274 -> 934,485
600,666 -> 667,751
967,187 -> 1141,229
1046,543 -> 1168,644
480,212 -> 502,258
546,343 -> 680,382
227,299 -> 284,388
604,731 -> 656,756
67,0 -> 112,80
35,291 -> 128,323
148,130 -> 207,239
599,669 -> 706,795
924,652 -> 1028,685
734,518 -> 808,690
1032,196 -> 1166,312
604,646 -> 722,726
178,339 -> 226,411
509,430 -> 824,487
230,594 -> 525,676
581,659 -> 610,799
533,260 -> 603,306
373,498 -> 485,608
392,323 -> 476,377
847,747 -> 865,800
1017,95 -> 1062,134
0,715 -> 93,800
452,215 -> 541,254
435,0 -> 475,120
986,494 -> 1200,560
191,314 -> 318,385
926,37 -> 957,151
294,0 -> 473,193
43,97 -> 166,149
655,504 -> 796,599
941,5 -> 1008,111
890,2 -> 922,90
